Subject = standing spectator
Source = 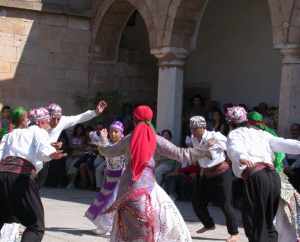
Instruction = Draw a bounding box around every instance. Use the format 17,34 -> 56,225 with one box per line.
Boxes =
46,130 -> 70,187
155,130 -> 177,185
212,109 -> 228,135
0,106 -> 13,140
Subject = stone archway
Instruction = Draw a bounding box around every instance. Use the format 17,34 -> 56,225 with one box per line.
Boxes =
91,0 -> 156,63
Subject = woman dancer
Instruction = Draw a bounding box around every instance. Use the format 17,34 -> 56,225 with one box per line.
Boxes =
98,105 -> 210,242
85,121 -> 126,236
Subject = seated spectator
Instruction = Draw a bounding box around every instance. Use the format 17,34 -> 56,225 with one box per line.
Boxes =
155,130 -> 178,185
0,105 -> 13,140
164,164 -> 200,201
66,124 -> 96,189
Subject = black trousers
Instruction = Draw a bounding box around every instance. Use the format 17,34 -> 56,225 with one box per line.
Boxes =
241,169 -> 281,242
0,172 -> 45,242
192,169 -> 239,235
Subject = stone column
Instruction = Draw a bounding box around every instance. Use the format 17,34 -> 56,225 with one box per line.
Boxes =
151,47 -> 188,144
278,48 -> 300,136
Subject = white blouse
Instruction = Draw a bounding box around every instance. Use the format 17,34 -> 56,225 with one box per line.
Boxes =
0,125 -> 56,171
227,127 -> 300,178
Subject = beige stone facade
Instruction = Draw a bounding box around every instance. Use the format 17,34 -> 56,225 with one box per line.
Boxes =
0,0 -> 300,141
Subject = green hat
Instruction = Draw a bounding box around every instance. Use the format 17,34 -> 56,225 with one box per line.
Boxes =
248,111 -> 263,122
11,106 -> 27,126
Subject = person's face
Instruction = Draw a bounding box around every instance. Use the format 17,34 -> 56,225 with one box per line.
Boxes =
96,124 -> 104,132
18,113 -> 29,128
75,127 -> 84,136
109,128 -> 122,143
192,97 -> 201,107
37,119 -> 51,131
162,131 -> 172,141
2,109 -> 10,119
290,124 -> 300,139
50,115 -> 61,128
212,112 -> 221,121
191,127 -> 206,139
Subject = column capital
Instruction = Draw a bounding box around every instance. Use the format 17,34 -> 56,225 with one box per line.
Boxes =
281,47 -> 300,64
150,47 -> 189,67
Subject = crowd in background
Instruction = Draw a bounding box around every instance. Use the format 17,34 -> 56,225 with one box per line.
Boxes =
0,96 -> 299,198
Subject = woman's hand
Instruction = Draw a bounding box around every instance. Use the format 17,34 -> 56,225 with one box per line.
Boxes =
100,128 -> 108,139
50,150 -> 67,160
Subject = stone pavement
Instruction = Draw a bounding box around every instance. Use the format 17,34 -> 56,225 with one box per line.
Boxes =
41,188 -> 248,242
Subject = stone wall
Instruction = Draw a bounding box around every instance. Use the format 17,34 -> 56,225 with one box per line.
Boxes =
185,0 -> 281,108
0,7 -> 91,113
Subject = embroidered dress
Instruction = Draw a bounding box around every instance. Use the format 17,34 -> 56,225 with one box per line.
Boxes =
85,144 -> 126,233
99,135 -> 207,242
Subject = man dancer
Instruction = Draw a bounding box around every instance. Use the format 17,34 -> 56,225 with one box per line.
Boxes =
36,100 -> 107,186
226,106 -> 300,242
0,107 -> 66,242
190,116 -> 239,242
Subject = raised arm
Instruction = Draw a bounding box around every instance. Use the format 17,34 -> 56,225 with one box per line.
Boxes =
269,136 -> 300,154
156,135 -> 210,165
60,100 -> 107,130
61,110 -> 97,130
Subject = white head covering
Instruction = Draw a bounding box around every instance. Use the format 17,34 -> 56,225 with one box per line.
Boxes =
31,107 -> 50,123
226,106 -> 248,124
47,103 -> 62,117
190,116 -> 207,129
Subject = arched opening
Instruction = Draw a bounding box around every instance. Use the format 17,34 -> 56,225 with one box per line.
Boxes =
89,4 -> 158,121
183,0 -> 281,114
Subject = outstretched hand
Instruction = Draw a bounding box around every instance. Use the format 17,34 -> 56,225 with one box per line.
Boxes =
96,100 -> 108,114
50,150 -> 67,160
51,141 -> 63,150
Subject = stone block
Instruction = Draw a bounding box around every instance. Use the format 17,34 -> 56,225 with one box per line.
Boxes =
0,46 -> 18,62
288,26 -> 300,43
0,17 -> 14,34
0,61 -> 11,73
63,28 -> 91,44
66,69 -> 88,81
12,20 -> 32,36
0,72 -> 14,80
0,32 -> 14,46
292,8 -> 300,27
19,46 -> 49,65
67,17 -> 90,30
40,14 -> 68,27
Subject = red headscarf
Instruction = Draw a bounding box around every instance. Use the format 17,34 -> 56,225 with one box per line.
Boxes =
130,105 -> 157,181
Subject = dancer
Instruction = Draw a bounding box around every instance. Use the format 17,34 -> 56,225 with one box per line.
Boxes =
85,121 -> 126,236
98,105 -> 210,242
36,100 -> 107,186
248,111 -> 300,242
0,107 -> 66,242
226,106 -> 300,242
190,116 -> 239,242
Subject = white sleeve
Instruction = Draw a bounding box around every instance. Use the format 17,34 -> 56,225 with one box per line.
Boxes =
269,136 -> 300,154
60,110 -> 97,130
34,129 -> 57,162
0,134 -> 8,160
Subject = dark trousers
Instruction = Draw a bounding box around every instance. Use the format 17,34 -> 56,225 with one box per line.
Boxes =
192,169 -> 239,235
242,169 -> 281,242
0,172 -> 45,242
